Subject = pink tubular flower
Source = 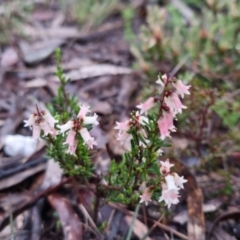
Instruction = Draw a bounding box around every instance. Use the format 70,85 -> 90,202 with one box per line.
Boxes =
172,80 -> 190,98
32,124 -> 41,139
139,187 -> 153,206
157,111 -> 176,140
77,105 -> 90,118
116,131 -> 132,145
158,117 -> 171,140
115,120 -> 130,134
159,184 -> 179,208
24,108 -> 58,139
64,129 -> 77,155
115,120 -> 131,145
58,104 -> 99,153
79,128 -> 97,149
159,172 -> 187,208
136,97 -> 156,114
115,111 -> 149,144
165,93 -> 187,114
66,144 -> 77,155
115,111 -> 148,144
163,111 -> 175,130
115,112 -> 148,144
40,121 -> 57,137
44,111 -> 58,128
160,159 -> 174,175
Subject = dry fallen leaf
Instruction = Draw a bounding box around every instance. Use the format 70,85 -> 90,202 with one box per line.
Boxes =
0,47 -> 19,67
50,64 -> 132,81
19,39 -> 65,64
24,78 -> 47,88
48,194 -> 83,240
91,101 -> 113,115
0,162 -> 46,190
22,25 -> 81,39
172,159 -> 205,240
40,159 -> 63,190
207,225 -> 237,240
124,215 -> 152,240
185,170 -> 205,240
173,210 -> 188,225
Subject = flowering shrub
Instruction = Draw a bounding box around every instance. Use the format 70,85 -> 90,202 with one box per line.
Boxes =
24,50 -> 190,208
108,74 -> 189,206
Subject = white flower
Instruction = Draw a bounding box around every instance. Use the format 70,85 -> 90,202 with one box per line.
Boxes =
156,75 -> 166,86
173,173 -> 188,189
83,113 -> 99,125
165,175 -> 179,191
24,114 -> 35,129
162,74 -> 168,83
136,111 -> 149,125
160,159 -> 174,175
156,75 -> 165,94
59,120 -> 73,133
157,149 -> 163,156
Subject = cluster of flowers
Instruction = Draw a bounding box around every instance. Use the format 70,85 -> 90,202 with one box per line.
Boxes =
24,105 -> 99,155
137,74 -> 190,140
140,160 -> 187,208
115,75 -> 190,146
115,74 -> 190,207
115,111 -> 149,145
